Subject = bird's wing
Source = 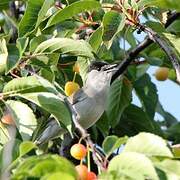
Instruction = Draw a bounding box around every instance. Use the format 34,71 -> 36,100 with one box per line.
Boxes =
68,88 -> 88,105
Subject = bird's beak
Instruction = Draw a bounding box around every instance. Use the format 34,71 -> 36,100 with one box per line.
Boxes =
102,64 -> 118,73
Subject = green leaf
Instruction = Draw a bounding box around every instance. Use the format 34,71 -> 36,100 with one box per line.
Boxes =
29,35 -> 47,52
125,27 -> 137,48
35,0 -> 54,28
102,135 -> 118,155
0,38 -> 8,74
3,75 -> 58,96
98,171 -> 117,180
155,159 -> 180,178
77,57 -> 92,83
108,152 -> 158,180
166,123 -> 180,143
123,132 -> 173,157
16,37 -> 29,57
102,135 -> 128,156
88,27 -> 103,52
134,74 -> 158,119
19,141 -> 37,157
18,92 -> 71,127
102,11 -> 125,46
106,77 -> 132,127
167,20 -> 180,34
34,38 -> 94,58
101,0 -> 115,4
146,21 -> 166,33
172,145 -> 180,158
156,101 -> 178,127
46,1 -> 101,28
12,155 -> 77,179
0,0 -> 10,10
6,44 -> 20,73
18,0 -> 44,37
140,0 -> 180,11
42,172 -> 75,180
5,100 -> 37,140
96,112 -> 110,137
114,104 -> 163,137
163,33 -> 180,56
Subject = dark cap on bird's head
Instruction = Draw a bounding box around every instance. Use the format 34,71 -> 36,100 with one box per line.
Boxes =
88,61 -> 118,73
88,61 -> 109,72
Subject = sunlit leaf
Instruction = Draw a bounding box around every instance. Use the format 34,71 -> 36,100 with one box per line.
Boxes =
108,152 -> 158,180
19,141 -> 37,157
3,75 -> 58,96
34,38 -> 94,58
5,100 -> 37,140
123,132 -> 173,157
12,155 -> 77,179
46,1 -> 101,28
18,92 -> 71,128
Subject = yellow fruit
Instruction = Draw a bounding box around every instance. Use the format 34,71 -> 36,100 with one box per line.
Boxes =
70,144 -> 87,160
155,67 -> 169,81
73,62 -> 80,74
65,81 -> 80,96
1,113 -> 15,125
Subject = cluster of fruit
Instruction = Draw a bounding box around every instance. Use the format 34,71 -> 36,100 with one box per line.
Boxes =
70,143 -> 97,180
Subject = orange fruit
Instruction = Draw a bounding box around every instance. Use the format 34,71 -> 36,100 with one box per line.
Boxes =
155,67 -> 169,81
65,81 -> 80,96
75,165 -> 88,180
1,113 -> 15,125
87,171 -> 97,180
70,144 -> 87,160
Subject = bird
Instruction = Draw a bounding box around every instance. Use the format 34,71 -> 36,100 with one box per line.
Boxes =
35,61 -> 118,145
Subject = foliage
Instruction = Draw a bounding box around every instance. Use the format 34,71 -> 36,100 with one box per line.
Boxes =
0,0 -> 180,179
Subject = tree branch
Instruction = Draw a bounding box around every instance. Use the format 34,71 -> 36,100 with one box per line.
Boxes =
111,12 -> 180,82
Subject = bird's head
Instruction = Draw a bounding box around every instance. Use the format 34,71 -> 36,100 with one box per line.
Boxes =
86,61 -> 118,91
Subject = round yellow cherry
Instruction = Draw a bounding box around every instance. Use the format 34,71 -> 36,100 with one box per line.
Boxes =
65,81 -> 80,96
70,144 -> 87,160
155,67 -> 169,81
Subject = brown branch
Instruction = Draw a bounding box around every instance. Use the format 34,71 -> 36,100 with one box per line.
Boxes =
111,12 -> 180,82
165,11 -> 180,28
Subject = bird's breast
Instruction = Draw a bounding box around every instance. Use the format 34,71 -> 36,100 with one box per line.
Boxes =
73,91 -> 108,129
